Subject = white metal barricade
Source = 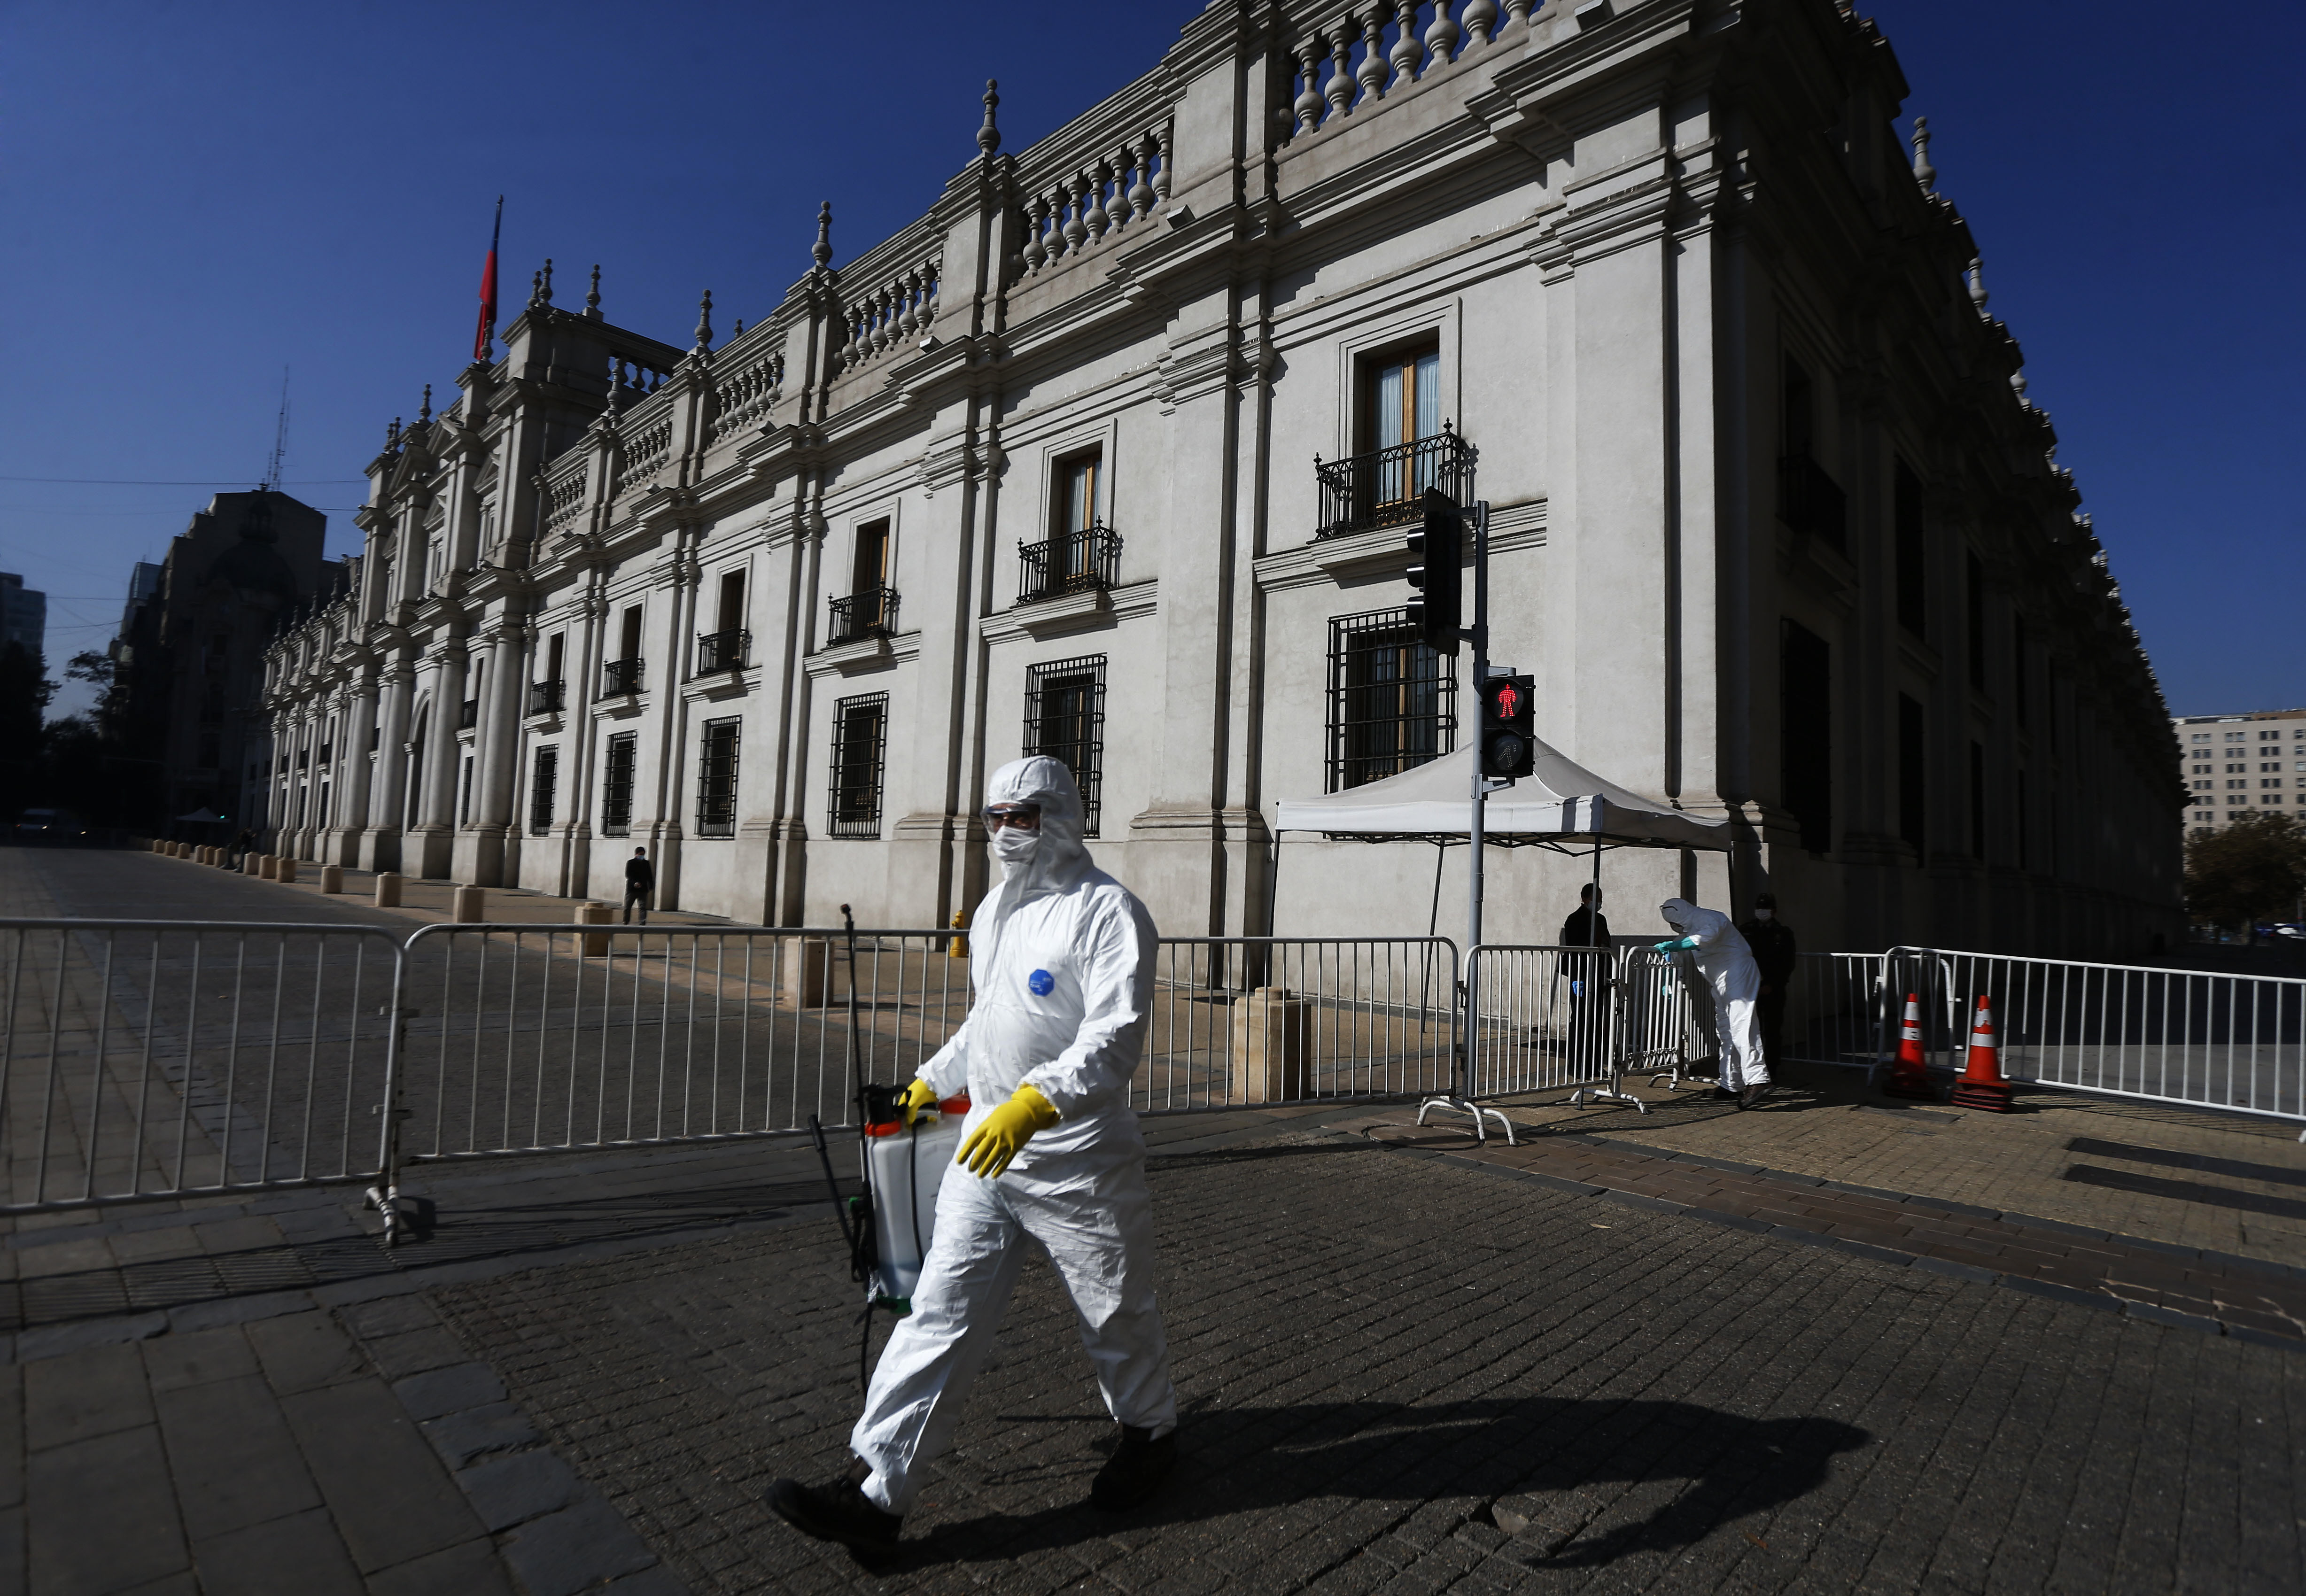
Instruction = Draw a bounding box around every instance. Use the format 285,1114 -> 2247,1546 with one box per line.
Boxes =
1882,945 -> 2306,1133
1465,945 -> 1615,1098
1141,937 -> 1457,1112
0,919 -> 405,1212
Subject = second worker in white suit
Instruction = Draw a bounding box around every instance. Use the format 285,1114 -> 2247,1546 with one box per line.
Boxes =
768,756 -> 1178,1557
1654,897 -> 1770,1108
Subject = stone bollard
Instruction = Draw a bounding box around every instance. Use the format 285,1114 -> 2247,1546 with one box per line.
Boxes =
577,901 -> 613,957
277,857 -> 297,884
150,838 -> 163,854
319,863 -> 343,894
242,852 -> 260,875
259,854 -> 278,880
374,872 -> 402,908
781,937 -> 830,1007
452,884 -> 485,923
1228,987 -> 1310,1104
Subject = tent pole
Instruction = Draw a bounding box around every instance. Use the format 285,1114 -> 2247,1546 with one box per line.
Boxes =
1427,841 -> 1445,939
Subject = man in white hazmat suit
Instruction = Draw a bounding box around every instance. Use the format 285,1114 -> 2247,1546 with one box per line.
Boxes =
768,755 -> 1178,1557
1654,897 -> 1770,1108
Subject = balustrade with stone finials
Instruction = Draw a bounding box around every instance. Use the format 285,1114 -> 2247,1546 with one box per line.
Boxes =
611,389 -> 676,500
836,256 -> 944,373
541,456 -> 591,537
1015,117 -> 1172,279
708,333 -> 786,444
1279,0 -> 1523,143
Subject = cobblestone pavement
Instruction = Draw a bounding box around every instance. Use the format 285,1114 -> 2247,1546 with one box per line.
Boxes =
5,849 -> 2306,1593
422,1118 -> 2305,1595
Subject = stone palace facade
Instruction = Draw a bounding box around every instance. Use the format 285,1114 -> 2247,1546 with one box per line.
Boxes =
260,0 -> 2183,957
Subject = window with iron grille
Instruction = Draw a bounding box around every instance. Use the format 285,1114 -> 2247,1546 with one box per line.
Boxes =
600,732 -> 637,837
1325,610 -> 1455,791
695,717 -> 740,837
528,745 -> 558,836
829,693 -> 889,838
1025,656 -> 1106,835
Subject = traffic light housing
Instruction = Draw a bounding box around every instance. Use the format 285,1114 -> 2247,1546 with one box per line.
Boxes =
1478,673 -> 1536,780
1405,487 -> 1463,655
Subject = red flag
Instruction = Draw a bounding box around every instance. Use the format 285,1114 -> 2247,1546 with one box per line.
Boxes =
472,196 -> 503,362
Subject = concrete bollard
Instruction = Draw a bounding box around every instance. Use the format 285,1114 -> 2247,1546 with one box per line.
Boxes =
277,857 -> 296,884
319,863 -> 343,894
374,872 -> 402,908
1228,987 -> 1310,1104
258,854 -> 277,880
577,901 -> 613,957
242,852 -> 259,875
782,937 -> 830,1007
452,884 -> 485,923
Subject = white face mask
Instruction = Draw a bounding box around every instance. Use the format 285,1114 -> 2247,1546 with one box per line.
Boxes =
991,826 -> 1040,866
1755,908 -> 1773,921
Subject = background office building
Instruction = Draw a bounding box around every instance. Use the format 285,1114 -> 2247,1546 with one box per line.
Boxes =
2178,710 -> 2306,835
261,0 -> 2181,957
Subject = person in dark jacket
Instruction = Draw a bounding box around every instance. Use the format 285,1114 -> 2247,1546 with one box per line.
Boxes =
1557,883 -> 1611,1073
622,848 -> 655,924
1739,892 -> 1798,1071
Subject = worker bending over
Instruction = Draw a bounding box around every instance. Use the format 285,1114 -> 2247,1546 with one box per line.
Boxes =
1654,897 -> 1770,1108
768,756 -> 1177,1557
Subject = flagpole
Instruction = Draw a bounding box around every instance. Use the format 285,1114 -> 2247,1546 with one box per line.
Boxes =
474,195 -> 503,365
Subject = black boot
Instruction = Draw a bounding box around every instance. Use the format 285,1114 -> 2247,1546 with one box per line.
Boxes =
1089,1424 -> 1177,1511
1709,1086 -> 1739,1102
1739,1083 -> 1770,1110
765,1460 -> 902,1557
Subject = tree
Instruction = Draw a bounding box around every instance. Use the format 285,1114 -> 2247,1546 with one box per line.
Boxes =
0,642 -> 54,821
2184,812 -> 2306,933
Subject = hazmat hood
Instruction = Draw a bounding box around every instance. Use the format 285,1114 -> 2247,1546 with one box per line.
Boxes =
1273,740 -> 1731,851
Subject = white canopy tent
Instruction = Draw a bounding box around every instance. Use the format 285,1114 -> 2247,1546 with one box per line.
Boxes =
1270,736 -> 1733,941
1274,740 -> 1732,852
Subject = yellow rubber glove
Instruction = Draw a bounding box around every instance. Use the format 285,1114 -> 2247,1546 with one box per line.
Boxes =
898,1077 -> 939,1127
957,1083 -> 1060,1178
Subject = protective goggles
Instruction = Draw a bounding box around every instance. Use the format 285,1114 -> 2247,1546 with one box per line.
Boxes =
982,803 -> 1043,831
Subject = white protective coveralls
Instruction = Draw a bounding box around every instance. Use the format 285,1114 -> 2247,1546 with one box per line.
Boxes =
1659,898 -> 1768,1090
850,756 -> 1177,1514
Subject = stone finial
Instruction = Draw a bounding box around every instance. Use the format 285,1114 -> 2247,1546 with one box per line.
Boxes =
978,80 -> 1002,156
2010,370 -> 2028,403
385,418 -> 399,449
528,269 -> 544,310
695,289 -> 714,351
419,384 -> 432,422
539,258 -> 555,306
813,202 -> 834,268
1967,256 -> 1989,314
732,317 -> 744,337
586,263 -> 602,317
1911,116 -> 1936,192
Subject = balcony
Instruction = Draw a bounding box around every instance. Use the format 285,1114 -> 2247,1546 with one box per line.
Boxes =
696,628 -> 750,674
1314,426 -> 1475,540
1777,454 -> 1847,551
600,657 -> 644,698
528,680 -> 564,717
1018,522 -> 1121,605
829,586 -> 900,643
458,697 -> 479,730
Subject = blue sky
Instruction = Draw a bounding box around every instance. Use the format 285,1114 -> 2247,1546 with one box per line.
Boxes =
3,1 -> 2296,721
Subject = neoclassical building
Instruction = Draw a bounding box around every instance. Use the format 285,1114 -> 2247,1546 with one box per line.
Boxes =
262,0 -> 2182,957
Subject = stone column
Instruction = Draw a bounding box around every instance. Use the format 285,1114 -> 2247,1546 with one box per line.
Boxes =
362,659 -> 415,872
409,643 -> 466,878
466,623 -> 525,886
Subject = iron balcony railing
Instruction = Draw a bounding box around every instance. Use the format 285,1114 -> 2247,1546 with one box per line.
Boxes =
1018,522 -> 1121,604
1314,425 -> 1475,540
696,628 -> 750,674
600,658 -> 644,698
458,697 -> 479,730
528,680 -> 564,716
1778,453 -> 1848,551
829,586 -> 900,643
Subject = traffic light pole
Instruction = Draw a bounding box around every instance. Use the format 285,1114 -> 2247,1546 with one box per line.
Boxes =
1416,499 -> 1517,1146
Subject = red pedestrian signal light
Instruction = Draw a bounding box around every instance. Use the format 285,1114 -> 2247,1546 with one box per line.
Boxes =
1479,673 -> 1535,779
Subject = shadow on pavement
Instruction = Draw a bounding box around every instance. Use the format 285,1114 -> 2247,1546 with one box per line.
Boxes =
907,1397 -> 1868,1573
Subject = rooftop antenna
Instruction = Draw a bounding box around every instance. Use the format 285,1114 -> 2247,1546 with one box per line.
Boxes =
260,366 -> 290,490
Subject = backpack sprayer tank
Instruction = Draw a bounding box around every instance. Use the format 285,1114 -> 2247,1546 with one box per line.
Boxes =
856,1083 -> 971,1313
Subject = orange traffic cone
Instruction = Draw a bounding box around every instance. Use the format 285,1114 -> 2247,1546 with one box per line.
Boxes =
1950,994 -> 2015,1112
1881,992 -> 1939,1100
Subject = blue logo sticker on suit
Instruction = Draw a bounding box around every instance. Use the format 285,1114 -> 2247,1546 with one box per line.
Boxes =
1027,968 -> 1055,996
